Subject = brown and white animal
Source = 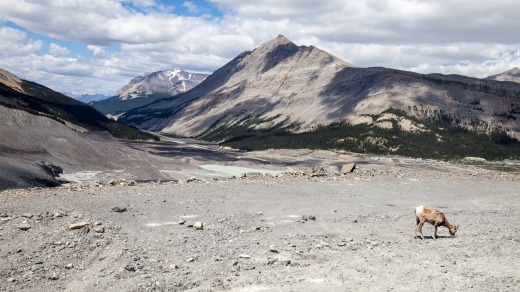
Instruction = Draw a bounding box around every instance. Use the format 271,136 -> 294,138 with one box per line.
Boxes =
414,205 -> 458,239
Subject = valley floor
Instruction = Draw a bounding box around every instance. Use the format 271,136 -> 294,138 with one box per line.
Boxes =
1,165 -> 519,291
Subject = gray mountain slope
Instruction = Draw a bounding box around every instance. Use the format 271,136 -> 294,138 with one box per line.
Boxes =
92,69 -> 208,116
120,35 -> 520,140
486,67 -> 520,83
0,105 -> 167,190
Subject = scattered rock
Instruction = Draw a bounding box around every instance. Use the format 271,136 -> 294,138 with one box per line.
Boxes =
54,210 -> 68,218
194,222 -> 204,230
65,263 -> 74,269
341,163 -> 356,174
93,225 -> 105,233
185,258 -> 195,263
269,245 -> 279,253
176,220 -> 186,225
125,264 -> 136,272
7,277 -> 16,283
338,242 -> 347,247
48,272 -> 59,280
111,206 -> 127,212
169,264 -> 178,270
21,213 -> 33,218
17,222 -> 31,231
69,222 -> 89,230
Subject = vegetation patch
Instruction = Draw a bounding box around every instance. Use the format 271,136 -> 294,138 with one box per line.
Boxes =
197,109 -> 520,160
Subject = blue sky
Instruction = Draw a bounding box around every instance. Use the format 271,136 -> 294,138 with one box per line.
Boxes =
0,0 -> 519,96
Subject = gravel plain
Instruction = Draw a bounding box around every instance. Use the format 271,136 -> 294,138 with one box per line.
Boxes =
1,160 -> 519,292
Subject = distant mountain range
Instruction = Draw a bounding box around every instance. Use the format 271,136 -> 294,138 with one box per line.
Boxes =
486,67 -> 520,83
91,69 -> 208,117
65,92 -> 110,103
0,68 -> 157,141
119,35 -> 520,159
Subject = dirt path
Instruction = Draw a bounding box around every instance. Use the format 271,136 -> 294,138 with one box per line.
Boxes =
1,172 -> 519,291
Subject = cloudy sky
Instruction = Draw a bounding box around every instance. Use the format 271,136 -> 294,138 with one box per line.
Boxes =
1,0 -> 519,96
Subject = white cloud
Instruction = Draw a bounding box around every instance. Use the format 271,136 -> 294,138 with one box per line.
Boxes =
49,43 -> 70,57
0,26 -> 42,57
182,1 -> 199,14
0,0 -> 518,95
87,45 -> 107,57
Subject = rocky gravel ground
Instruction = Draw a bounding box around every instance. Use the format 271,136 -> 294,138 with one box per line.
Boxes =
1,165 -> 519,291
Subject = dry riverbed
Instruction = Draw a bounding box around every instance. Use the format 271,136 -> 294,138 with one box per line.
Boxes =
1,165 -> 519,291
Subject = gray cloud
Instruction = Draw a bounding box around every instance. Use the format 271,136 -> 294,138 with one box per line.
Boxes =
0,0 -> 518,95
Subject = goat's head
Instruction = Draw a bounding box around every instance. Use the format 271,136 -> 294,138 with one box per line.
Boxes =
449,224 -> 459,237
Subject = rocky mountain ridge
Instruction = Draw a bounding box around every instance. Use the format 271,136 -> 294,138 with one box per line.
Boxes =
116,69 -> 208,100
65,92 -> 109,103
92,69 -> 208,116
486,67 -> 520,83
0,68 -> 156,141
120,36 -> 520,143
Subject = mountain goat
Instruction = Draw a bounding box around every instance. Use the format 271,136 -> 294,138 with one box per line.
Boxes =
414,205 -> 458,239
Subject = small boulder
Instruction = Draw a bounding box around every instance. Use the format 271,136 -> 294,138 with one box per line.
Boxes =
93,225 -> 105,233
17,223 -> 31,231
69,222 -> 89,230
111,206 -> 127,213
125,264 -> 136,272
48,272 -> 59,280
194,222 -> 204,230
22,213 -> 33,219
341,163 -> 356,174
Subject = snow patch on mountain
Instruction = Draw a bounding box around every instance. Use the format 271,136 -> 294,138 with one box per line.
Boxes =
116,69 -> 208,101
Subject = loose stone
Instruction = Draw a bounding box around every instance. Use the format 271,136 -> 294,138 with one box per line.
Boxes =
69,222 -> 89,230
111,206 -> 127,212
17,223 -> 31,231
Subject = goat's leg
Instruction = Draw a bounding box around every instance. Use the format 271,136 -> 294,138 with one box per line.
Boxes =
414,216 -> 420,239
433,225 -> 438,239
418,222 -> 425,239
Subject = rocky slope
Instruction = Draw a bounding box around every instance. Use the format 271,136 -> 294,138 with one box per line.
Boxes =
0,105 -> 166,190
0,68 -> 157,141
486,67 -> 520,83
120,36 -> 520,142
92,69 -> 208,116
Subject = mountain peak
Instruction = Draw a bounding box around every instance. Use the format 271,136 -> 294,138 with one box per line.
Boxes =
0,68 -> 23,93
486,67 -> 520,83
255,35 -> 297,53
114,69 -> 208,100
